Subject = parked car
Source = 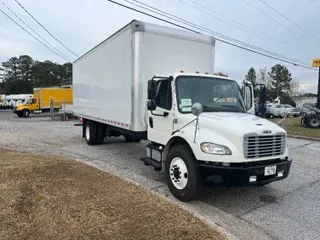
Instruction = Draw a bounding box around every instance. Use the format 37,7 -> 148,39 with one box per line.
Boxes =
266,104 -> 300,118
297,107 -> 313,115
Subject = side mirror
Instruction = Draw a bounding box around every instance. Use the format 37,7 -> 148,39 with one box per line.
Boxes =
147,100 -> 157,111
191,103 -> 203,117
259,87 -> 267,104
147,79 -> 157,100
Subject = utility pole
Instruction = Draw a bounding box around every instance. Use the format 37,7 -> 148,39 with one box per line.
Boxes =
317,67 -> 320,109
312,59 -> 320,109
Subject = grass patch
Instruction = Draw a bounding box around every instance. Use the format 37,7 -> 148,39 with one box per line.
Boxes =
270,117 -> 320,139
0,149 -> 224,240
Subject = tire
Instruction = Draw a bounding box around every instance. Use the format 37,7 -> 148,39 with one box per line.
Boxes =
96,123 -> 106,145
306,115 -> 320,128
23,109 -> 30,118
17,112 -> 23,118
85,121 -> 98,145
269,114 -> 274,119
165,145 -> 202,202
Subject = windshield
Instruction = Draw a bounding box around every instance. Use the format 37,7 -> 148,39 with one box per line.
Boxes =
176,76 -> 246,113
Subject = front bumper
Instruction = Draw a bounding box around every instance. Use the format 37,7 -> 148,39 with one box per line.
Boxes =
199,158 -> 292,186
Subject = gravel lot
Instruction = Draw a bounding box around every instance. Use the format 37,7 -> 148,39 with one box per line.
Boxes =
1,110 -> 319,240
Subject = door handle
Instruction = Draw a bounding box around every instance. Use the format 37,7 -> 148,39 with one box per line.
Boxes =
151,111 -> 169,117
149,117 -> 153,128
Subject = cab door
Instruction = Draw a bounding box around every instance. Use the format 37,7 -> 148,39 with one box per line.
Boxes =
30,98 -> 39,111
147,80 -> 174,145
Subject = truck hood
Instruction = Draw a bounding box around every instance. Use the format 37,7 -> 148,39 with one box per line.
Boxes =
16,104 -> 28,109
197,112 -> 286,136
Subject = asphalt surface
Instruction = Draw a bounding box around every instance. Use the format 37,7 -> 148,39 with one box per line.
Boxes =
0,110 -> 319,240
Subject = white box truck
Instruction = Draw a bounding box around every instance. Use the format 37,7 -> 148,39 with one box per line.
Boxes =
73,20 -> 292,202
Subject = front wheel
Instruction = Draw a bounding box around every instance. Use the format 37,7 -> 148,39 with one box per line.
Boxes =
165,145 -> 202,202
17,112 -> 23,118
23,109 -> 30,118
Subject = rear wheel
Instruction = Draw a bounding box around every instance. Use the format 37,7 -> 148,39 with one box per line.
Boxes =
85,121 -> 98,145
165,145 -> 202,202
269,114 -> 274,119
96,123 -> 106,145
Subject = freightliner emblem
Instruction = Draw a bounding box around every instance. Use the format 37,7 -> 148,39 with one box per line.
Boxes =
262,130 -> 272,134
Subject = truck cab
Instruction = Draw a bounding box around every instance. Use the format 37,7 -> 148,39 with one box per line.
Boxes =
14,98 -> 39,117
143,72 -> 291,201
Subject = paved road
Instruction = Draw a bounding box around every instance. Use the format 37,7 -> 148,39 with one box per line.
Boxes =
0,110 -> 319,240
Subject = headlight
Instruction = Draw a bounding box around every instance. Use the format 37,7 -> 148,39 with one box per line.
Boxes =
200,142 -> 232,155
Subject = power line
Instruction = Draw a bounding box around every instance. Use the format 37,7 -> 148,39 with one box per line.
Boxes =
0,6 -> 70,61
257,0 -> 320,41
177,0 -> 299,49
120,0 -> 314,69
13,0 -> 79,58
1,2 -> 71,61
240,0 -> 319,47
127,0 -> 307,65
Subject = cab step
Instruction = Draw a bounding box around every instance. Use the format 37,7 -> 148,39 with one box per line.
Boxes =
140,143 -> 164,171
140,157 -> 162,171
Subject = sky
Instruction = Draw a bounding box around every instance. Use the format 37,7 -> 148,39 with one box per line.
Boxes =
0,0 -> 319,93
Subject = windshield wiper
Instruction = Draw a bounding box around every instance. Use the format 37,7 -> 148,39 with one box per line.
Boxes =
219,105 -> 245,112
202,105 -> 217,112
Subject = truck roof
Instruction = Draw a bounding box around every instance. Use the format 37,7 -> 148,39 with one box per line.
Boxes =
171,72 -> 235,81
74,19 -> 215,64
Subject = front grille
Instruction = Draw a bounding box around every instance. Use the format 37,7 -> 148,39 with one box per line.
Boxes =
244,134 -> 286,159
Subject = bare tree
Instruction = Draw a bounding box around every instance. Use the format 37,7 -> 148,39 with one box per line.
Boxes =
287,79 -> 302,97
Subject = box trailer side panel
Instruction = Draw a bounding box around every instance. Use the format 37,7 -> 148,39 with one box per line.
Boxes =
73,25 -> 133,129
51,88 -> 72,108
134,23 -> 215,132
73,20 -> 215,133
39,88 -> 73,109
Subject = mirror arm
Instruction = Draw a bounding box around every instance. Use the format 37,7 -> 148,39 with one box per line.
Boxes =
172,117 -> 197,135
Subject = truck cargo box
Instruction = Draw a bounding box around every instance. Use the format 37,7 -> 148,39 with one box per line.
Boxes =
73,20 -> 215,133
34,88 -> 73,109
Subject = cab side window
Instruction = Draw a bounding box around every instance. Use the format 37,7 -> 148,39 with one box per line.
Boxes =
155,80 -> 172,110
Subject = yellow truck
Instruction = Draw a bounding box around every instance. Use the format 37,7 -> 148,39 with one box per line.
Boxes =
14,87 -> 73,117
